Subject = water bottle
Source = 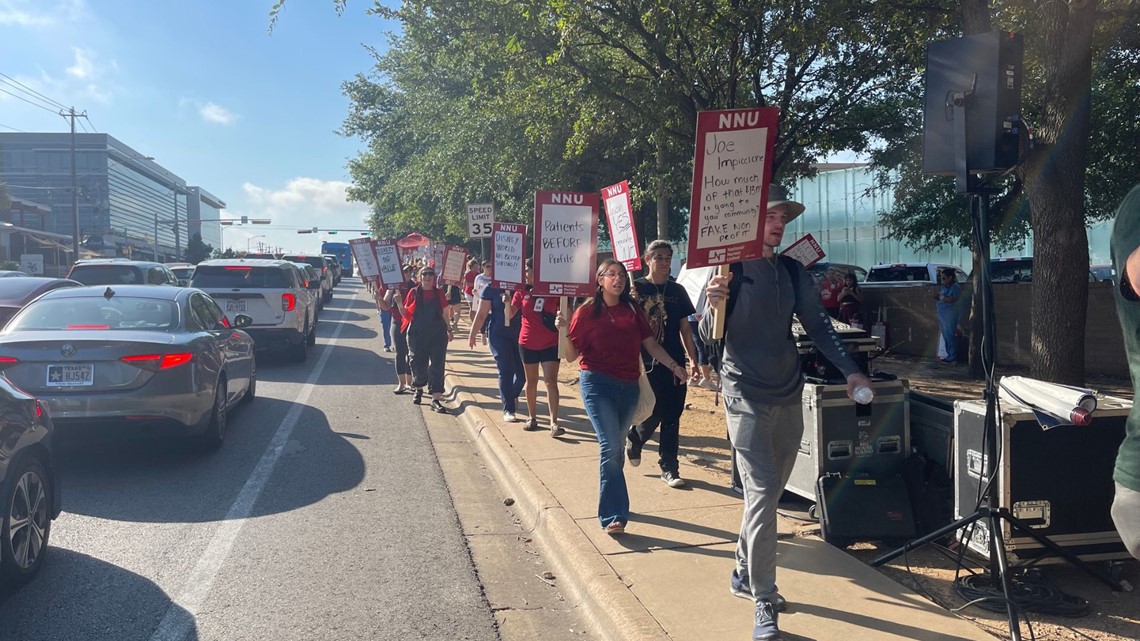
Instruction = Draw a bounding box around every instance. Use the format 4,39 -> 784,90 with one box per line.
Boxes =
853,386 -> 874,405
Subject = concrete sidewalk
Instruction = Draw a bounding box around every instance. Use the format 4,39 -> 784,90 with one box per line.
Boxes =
440,346 -> 992,641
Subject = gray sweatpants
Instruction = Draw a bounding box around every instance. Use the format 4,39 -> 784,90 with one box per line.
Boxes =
724,395 -> 804,601
1112,483 -> 1140,560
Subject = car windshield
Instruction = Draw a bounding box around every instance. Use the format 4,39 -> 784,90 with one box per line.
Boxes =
69,265 -> 144,285
8,297 -> 177,331
192,265 -> 290,288
867,266 -> 931,282
171,267 -> 195,279
990,260 -> 1033,283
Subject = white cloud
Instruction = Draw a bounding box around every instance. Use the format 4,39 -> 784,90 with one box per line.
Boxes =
222,178 -> 371,253
0,0 -> 52,26
65,47 -> 95,78
199,102 -> 237,125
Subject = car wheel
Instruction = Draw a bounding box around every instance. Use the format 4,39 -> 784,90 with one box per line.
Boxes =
1,457 -> 52,585
242,360 -> 256,404
289,337 -> 308,363
306,322 -> 317,346
200,378 -> 228,450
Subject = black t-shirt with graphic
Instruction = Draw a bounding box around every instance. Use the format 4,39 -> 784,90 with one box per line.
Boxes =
635,277 -> 696,366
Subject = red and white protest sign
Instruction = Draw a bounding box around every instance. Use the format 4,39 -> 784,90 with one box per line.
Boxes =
780,233 -> 825,268
685,107 -> 780,268
491,222 -> 528,292
440,245 -> 468,286
350,237 -> 381,284
432,243 -> 446,269
373,239 -> 405,288
533,191 -> 599,297
601,181 -> 641,272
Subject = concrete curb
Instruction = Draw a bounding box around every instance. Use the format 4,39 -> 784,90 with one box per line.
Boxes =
443,368 -> 671,641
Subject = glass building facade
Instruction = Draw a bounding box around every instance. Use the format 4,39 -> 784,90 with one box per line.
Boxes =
0,133 -> 224,260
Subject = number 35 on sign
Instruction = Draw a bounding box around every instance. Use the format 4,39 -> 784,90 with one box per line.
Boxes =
467,203 -> 495,239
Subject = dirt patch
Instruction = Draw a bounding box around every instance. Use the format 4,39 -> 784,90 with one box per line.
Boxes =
562,354 -> 1140,641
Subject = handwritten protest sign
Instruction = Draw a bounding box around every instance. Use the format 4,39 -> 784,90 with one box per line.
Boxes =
780,233 -> 825,268
432,243 -> 446,269
686,107 -> 780,268
374,239 -> 405,287
491,223 -> 528,291
601,181 -> 641,272
350,237 -> 381,283
441,245 -> 468,286
533,191 -> 599,297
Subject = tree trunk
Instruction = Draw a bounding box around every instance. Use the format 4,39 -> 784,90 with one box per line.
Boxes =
1021,0 -> 1097,385
656,136 -> 668,241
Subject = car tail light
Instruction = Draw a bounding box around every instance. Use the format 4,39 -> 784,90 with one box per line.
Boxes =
322,267 -> 327,274
34,400 -> 46,420
121,353 -> 194,371
281,293 -> 296,311
0,356 -> 19,371
225,266 -> 252,271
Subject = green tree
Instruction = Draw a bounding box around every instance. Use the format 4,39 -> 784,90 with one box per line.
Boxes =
211,247 -> 237,259
184,233 -> 214,264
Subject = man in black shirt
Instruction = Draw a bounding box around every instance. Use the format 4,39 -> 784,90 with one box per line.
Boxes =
628,240 -> 699,488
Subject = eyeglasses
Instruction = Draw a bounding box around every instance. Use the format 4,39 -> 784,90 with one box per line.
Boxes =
422,272 -> 436,277
648,255 -> 672,262
599,271 -> 624,280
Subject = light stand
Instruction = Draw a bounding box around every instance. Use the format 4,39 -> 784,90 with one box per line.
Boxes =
870,85 -> 1122,641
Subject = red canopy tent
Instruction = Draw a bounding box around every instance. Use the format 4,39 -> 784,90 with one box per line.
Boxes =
396,233 -> 432,249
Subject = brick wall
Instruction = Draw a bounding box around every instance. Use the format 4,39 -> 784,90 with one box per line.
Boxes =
860,281 -> 1128,378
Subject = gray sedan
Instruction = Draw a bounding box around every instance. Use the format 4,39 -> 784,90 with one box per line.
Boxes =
0,285 -> 256,449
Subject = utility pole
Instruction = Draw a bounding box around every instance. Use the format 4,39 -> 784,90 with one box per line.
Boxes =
61,106 -> 86,264
172,188 -> 180,261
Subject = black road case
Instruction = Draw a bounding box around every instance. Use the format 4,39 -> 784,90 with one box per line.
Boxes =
953,397 -> 1132,564
785,378 -> 910,501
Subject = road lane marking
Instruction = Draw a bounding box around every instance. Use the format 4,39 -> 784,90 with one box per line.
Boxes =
149,296 -> 361,641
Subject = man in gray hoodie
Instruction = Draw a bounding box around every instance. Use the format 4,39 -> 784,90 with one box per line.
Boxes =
701,185 -> 872,641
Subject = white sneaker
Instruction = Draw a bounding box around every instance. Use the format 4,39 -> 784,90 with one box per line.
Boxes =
503,411 -> 518,423
700,378 -> 719,391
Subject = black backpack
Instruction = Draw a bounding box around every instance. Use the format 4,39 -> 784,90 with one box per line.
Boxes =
707,255 -> 804,374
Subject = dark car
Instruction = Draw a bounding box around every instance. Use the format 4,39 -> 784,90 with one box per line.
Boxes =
67,259 -> 179,287
0,277 -> 83,328
0,285 -> 256,449
0,375 -> 60,587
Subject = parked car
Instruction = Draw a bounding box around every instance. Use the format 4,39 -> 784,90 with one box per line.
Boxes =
67,259 -> 179,287
805,262 -> 867,291
0,271 -> 30,278
1091,263 -> 1115,282
165,262 -> 198,287
280,254 -> 333,304
988,256 -> 1098,283
0,277 -> 83,328
0,375 -> 59,588
0,285 -> 255,449
191,259 -> 316,362
864,262 -> 968,287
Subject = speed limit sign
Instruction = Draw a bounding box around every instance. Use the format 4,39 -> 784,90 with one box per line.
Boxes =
467,203 -> 494,239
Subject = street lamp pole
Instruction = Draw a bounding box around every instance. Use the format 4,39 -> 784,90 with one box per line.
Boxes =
247,234 -> 266,254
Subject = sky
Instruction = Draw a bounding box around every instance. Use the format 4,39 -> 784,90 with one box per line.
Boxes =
0,0 -> 397,254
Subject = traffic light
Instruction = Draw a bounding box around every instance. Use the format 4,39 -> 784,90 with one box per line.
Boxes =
362,231 -> 371,236
328,231 -> 338,235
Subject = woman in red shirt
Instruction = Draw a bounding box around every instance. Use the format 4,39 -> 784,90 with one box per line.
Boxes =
401,265 -> 453,413
556,259 -> 686,535
513,260 -> 562,435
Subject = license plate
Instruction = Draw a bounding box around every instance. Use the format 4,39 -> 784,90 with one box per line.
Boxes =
47,364 -> 94,387
226,300 -> 247,312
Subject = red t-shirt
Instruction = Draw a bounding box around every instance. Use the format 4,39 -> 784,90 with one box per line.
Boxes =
463,270 -> 477,295
819,279 -> 842,310
568,301 -> 652,381
512,290 -> 560,350
401,287 -> 445,332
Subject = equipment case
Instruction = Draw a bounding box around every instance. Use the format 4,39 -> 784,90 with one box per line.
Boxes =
785,378 -> 910,501
816,473 -> 916,548
953,397 -> 1131,564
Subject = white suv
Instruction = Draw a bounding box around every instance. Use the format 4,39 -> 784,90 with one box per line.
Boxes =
191,259 -> 317,362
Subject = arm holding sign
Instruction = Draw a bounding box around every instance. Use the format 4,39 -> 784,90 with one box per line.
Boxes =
699,271 -> 733,345
468,299 -> 492,349
553,309 -> 580,363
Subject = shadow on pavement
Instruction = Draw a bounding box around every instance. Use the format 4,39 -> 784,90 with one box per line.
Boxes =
0,548 -> 198,641
56,398 -> 365,523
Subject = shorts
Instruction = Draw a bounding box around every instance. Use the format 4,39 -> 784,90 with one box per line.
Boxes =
520,345 -> 558,364
448,288 -> 462,305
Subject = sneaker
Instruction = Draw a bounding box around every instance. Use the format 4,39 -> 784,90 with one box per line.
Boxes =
626,437 -> 642,467
412,388 -> 423,405
393,386 -> 407,395
752,600 -> 781,640
604,521 -> 625,535
502,411 -> 518,423
700,378 -> 719,391
550,420 -> 565,437
524,417 -> 540,431
730,572 -> 787,612
430,399 -> 447,414
384,345 -> 393,352
661,470 -> 686,488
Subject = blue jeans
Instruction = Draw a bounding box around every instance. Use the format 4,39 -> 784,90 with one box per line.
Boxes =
489,333 -> 525,413
938,307 -> 959,361
379,310 -> 393,348
579,370 -> 639,528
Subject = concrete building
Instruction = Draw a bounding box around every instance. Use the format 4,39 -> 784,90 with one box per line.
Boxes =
0,132 -> 224,263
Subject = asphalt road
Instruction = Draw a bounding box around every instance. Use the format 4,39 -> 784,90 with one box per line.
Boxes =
0,281 -> 589,641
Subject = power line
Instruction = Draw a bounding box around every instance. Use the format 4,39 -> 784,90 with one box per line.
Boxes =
0,123 -> 25,132
0,84 -> 59,114
0,72 -> 67,110
82,113 -> 97,132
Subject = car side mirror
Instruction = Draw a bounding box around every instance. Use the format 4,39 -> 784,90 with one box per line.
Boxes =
231,314 -> 253,329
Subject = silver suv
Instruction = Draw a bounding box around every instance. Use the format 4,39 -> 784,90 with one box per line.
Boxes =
191,259 -> 316,362
67,259 -> 179,286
